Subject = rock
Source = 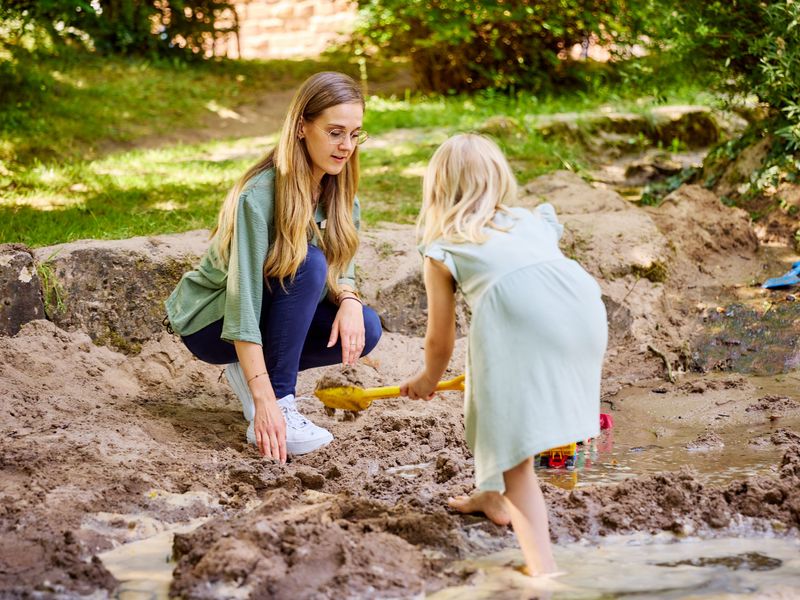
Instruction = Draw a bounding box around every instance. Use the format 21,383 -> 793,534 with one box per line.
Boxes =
623,154 -> 684,185
0,244 -> 45,336
520,170 -> 630,214
649,105 -> 722,148
528,106 -> 728,152
515,171 -> 672,281
602,295 -> 634,342
707,136 -> 773,200
294,468 -> 326,491
476,115 -> 522,138
356,226 -> 469,337
647,184 -> 759,266
686,430 -> 725,452
32,231 -> 209,353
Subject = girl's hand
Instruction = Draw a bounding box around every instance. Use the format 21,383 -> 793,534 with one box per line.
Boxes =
252,399 -> 287,463
400,372 -> 438,400
328,298 -> 365,365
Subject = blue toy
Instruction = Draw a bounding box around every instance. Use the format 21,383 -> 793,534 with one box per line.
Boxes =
762,261 -> 800,289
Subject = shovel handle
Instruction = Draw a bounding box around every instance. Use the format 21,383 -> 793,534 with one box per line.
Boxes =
361,374 -> 465,400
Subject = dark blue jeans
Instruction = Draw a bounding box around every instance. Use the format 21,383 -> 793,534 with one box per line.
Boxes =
181,245 -> 382,398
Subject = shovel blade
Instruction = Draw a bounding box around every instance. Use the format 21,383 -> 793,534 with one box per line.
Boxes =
314,387 -> 373,412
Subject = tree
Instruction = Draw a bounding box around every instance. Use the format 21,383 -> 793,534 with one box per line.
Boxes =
352,0 -> 647,93
652,0 -> 800,150
0,0 -> 238,58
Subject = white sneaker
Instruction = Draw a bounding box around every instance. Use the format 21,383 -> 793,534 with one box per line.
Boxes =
279,395 -> 333,455
245,395 -> 333,455
224,362 -> 255,422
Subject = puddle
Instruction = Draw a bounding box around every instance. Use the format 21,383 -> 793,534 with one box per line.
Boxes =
386,461 -> 433,479
99,519 -> 207,600
535,375 -> 800,491
692,300 -> 800,375
429,534 -> 800,599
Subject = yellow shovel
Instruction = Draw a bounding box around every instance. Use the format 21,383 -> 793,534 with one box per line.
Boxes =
315,374 -> 465,412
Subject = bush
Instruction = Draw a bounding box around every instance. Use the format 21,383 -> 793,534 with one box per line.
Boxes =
352,0 -> 646,93
653,0 -> 800,149
0,0 -> 238,58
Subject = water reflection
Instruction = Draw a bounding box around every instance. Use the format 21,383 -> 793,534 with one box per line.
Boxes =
430,534 -> 800,599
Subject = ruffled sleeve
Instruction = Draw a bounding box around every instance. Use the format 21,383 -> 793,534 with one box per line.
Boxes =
535,202 -> 564,240
421,241 -> 458,280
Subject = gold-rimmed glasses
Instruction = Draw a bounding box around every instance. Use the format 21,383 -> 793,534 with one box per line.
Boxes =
310,121 -> 369,146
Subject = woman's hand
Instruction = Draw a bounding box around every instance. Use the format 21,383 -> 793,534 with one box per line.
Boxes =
252,399 -> 287,463
400,371 -> 438,400
328,298 -> 365,365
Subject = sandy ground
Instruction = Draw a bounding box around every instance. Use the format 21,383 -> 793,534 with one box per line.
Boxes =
2,167 -> 800,597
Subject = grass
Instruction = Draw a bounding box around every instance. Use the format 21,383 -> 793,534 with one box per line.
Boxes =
0,48 -> 399,167
0,49 -> 715,247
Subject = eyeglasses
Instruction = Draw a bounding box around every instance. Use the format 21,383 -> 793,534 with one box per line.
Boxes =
310,121 -> 369,146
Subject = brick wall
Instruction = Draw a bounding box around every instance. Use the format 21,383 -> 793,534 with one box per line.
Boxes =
219,0 -> 357,59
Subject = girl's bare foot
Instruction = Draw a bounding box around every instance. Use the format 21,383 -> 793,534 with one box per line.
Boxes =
448,491 -> 511,526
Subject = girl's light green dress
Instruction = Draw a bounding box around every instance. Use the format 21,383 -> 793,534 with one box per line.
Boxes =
424,204 -> 607,492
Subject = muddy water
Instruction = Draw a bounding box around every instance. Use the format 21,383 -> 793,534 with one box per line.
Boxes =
430,534 -> 800,599
99,519 -> 207,600
692,294 -> 800,376
537,374 -> 800,491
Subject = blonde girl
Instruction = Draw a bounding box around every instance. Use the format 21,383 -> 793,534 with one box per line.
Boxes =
401,134 -> 607,575
166,72 -> 382,462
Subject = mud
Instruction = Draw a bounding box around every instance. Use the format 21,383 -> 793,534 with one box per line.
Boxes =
546,444 -> 800,541
2,172 -> 800,597
314,363 -> 384,391
747,395 -> 800,413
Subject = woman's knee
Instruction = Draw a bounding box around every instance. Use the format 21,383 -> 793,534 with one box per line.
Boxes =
300,245 -> 328,288
362,306 -> 382,354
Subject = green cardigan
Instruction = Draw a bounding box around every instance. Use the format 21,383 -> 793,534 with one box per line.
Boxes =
165,168 -> 359,345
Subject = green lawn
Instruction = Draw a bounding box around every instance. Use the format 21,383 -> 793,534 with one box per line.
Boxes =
0,51 -> 714,248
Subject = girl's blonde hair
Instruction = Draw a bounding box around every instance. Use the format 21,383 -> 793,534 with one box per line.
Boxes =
210,71 -> 362,294
418,134 -> 517,247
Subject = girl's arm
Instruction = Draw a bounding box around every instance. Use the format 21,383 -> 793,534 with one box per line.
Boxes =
234,340 -> 287,463
401,257 -> 456,399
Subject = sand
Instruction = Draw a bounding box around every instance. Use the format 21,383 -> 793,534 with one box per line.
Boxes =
2,177 -> 800,597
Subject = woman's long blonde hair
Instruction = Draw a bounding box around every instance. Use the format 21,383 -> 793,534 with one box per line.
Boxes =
418,134 -> 517,247
210,72 -> 362,294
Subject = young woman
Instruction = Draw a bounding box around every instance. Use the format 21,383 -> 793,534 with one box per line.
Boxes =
166,72 -> 382,463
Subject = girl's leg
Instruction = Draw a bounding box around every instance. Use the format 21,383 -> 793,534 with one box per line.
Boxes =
298,300 -> 382,370
502,457 -> 558,576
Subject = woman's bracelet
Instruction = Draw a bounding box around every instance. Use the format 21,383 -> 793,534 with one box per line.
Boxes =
247,372 -> 268,384
340,296 -> 363,306
336,289 -> 361,304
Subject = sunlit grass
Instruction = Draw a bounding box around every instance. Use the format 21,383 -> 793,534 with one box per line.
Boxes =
0,50 -> 717,246
0,136 -> 278,246
363,83 -> 715,136
1,50 -> 391,167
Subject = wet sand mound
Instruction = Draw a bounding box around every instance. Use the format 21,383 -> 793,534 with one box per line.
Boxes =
0,320 -> 248,593
170,491 -> 439,599
547,444 -> 800,540
169,445 -> 800,597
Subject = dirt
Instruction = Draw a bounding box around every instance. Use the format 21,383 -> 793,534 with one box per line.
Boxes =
314,363 -> 383,391
746,395 -> 800,413
2,167 -> 800,597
